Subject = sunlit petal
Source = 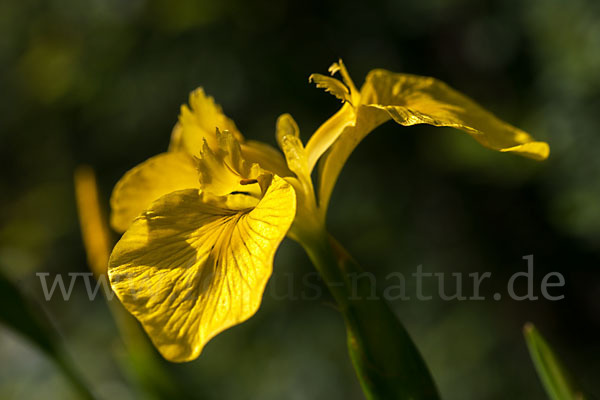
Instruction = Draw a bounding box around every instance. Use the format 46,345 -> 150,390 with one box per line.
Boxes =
108,176 -> 296,362
275,113 -> 321,240
311,64 -> 550,217
110,152 -> 199,233
362,69 -> 550,159
308,73 -> 352,104
305,102 -> 355,171
173,88 -> 244,156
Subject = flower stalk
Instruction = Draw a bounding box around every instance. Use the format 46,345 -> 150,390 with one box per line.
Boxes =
300,230 -> 439,400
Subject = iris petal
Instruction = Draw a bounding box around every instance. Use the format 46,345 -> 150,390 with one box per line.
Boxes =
173,88 -> 243,155
361,69 -> 549,159
311,65 -> 550,216
108,176 -> 296,362
110,152 -> 199,233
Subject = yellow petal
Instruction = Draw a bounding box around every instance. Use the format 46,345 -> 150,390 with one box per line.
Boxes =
110,152 -> 199,233
328,59 -> 361,105
305,102 -> 355,171
174,87 -> 244,156
241,141 -> 292,178
316,106 -> 390,216
308,73 -> 351,104
108,176 -> 296,362
313,66 -> 550,217
196,129 -> 265,207
308,59 -> 360,107
305,60 -> 364,170
361,69 -> 550,160
170,88 -> 290,177
276,113 -> 311,182
167,122 -> 184,152
275,113 -> 322,240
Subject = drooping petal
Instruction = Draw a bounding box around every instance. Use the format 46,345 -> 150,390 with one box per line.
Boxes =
108,176 -> 296,362
311,64 -> 550,216
110,152 -> 199,233
172,88 -> 244,156
361,69 -> 550,159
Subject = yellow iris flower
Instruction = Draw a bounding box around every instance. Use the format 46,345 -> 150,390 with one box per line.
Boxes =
108,60 -> 549,362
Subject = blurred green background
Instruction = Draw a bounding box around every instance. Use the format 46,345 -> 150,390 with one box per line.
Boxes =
1,0 -> 599,398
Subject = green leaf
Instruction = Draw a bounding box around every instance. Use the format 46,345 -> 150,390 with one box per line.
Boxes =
302,233 -> 439,400
524,323 -> 585,400
0,270 -> 96,399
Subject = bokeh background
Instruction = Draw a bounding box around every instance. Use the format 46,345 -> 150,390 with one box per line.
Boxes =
1,0 -> 599,398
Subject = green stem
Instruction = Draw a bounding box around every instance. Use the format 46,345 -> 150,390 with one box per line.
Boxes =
300,231 -> 439,400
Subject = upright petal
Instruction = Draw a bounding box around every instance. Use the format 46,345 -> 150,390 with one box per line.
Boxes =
110,152 -> 199,233
173,88 -> 244,156
276,114 -> 307,179
108,176 -> 296,362
195,129 -> 270,210
274,114 -> 322,241
169,88 -> 290,177
305,103 -> 355,171
167,122 -> 184,152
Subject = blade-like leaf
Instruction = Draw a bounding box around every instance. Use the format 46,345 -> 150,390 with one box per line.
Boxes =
524,323 -> 585,400
302,234 -> 439,400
